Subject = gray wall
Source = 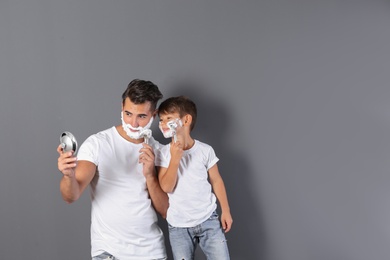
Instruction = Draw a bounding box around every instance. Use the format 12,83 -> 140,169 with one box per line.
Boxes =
1,0 -> 390,259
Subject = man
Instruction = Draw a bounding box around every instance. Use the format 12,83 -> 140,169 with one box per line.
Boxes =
57,79 -> 168,259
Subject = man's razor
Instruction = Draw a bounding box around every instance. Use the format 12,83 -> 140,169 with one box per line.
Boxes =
140,129 -> 152,144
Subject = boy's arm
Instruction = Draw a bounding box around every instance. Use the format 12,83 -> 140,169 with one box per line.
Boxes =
158,161 -> 180,193
158,142 -> 183,193
208,163 -> 233,233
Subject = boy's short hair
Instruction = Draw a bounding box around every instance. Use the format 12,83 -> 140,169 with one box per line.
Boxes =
122,79 -> 163,111
158,96 -> 197,131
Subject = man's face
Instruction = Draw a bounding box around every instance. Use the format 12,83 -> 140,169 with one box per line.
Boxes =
122,97 -> 155,130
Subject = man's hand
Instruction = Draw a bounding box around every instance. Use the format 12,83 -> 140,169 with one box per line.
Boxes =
139,143 -> 156,178
57,144 -> 77,178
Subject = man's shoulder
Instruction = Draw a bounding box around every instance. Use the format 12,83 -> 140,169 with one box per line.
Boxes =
148,136 -> 163,150
83,126 -> 115,144
93,126 -> 116,138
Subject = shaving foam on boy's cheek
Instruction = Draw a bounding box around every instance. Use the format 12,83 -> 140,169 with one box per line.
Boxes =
121,112 -> 153,140
159,118 -> 183,139
159,125 -> 175,138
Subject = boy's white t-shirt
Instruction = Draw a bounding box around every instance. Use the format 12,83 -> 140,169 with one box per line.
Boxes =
156,140 -> 218,227
77,126 -> 166,260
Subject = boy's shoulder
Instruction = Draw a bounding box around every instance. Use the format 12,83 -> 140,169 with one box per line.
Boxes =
194,139 -> 213,149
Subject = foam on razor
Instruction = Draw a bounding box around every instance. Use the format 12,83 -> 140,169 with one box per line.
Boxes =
140,129 -> 152,144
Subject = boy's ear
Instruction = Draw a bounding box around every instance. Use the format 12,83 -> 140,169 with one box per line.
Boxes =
183,114 -> 192,126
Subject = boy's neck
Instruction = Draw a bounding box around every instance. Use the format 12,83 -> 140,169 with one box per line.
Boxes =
177,134 -> 195,150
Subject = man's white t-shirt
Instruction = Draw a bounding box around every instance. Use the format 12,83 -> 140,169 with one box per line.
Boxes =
77,126 -> 166,260
155,140 -> 218,228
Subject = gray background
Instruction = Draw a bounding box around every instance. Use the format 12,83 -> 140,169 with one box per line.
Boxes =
1,0 -> 390,259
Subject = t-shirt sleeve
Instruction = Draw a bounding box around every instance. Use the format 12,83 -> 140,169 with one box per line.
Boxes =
155,145 -> 170,168
76,135 -> 99,166
206,146 -> 219,170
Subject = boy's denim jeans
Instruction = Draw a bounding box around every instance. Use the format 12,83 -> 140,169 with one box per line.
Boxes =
168,211 -> 230,260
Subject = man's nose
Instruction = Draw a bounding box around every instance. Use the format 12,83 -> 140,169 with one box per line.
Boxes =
129,117 -> 139,128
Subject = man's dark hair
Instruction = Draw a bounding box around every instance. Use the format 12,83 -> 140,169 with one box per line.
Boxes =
122,79 -> 163,111
158,96 -> 197,131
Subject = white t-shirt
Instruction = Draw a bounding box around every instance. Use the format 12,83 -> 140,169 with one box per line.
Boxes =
77,126 -> 166,260
155,140 -> 218,227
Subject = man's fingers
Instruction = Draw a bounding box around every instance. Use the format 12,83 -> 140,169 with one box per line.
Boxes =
139,146 -> 154,161
57,144 -> 63,154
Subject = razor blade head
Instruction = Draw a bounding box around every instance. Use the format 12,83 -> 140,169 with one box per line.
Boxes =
140,129 -> 152,144
167,119 -> 182,130
140,129 -> 152,139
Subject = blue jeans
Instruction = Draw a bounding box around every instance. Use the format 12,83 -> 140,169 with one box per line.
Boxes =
92,252 -> 167,260
168,211 -> 230,260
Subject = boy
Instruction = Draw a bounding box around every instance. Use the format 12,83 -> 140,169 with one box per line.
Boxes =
156,96 -> 232,260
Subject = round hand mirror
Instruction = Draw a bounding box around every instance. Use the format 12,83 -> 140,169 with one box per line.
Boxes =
60,131 -> 78,154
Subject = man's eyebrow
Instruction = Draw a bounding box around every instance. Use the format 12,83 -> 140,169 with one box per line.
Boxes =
124,110 -> 148,117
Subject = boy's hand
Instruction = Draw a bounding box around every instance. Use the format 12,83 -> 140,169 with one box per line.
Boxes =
221,211 -> 233,233
170,140 -> 184,161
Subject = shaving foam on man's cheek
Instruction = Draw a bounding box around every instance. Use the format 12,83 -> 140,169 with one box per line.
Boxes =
121,112 -> 153,140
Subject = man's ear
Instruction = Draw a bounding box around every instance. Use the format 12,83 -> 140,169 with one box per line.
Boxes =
153,109 -> 158,118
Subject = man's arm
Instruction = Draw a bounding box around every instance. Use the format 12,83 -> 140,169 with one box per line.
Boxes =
145,168 -> 169,218
140,144 -> 169,218
57,145 -> 96,203
208,163 -> 233,233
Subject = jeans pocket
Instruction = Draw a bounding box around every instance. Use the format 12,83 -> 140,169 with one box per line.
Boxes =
209,210 -> 219,220
168,223 -> 177,230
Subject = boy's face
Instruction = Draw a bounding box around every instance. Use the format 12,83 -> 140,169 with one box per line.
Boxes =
159,112 -> 183,138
